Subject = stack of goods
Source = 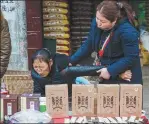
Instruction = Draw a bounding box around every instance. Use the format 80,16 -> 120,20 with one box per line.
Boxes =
43,0 -> 70,56
145,0 -> 149,31
2,71 -> 33,94
0,93 -> 47,123
48,84 -> 147,123
1,84 -> 148,123
45,84 -> 145,122
70,0 -> 93,54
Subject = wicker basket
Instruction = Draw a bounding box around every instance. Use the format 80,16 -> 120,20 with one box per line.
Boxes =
2,70 -> 33,94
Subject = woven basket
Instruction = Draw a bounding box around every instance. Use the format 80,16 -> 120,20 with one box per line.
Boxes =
2,70 -> 33,94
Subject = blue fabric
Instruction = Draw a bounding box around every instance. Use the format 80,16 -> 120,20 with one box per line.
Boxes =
70,18 -> 143,84
75,77 -> 90,85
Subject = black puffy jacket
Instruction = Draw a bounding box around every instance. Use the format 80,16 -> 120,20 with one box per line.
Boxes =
31,53 -> 73,96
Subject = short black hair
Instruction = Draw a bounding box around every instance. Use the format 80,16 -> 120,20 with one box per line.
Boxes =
31,48 -> 52,65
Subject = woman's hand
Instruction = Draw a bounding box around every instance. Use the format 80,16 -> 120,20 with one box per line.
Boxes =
69,63 -> 72,66
96,68 -> 111,80
119,70 -> 132,82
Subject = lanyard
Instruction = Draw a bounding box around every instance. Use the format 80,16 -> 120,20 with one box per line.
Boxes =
98,32 -> 113,57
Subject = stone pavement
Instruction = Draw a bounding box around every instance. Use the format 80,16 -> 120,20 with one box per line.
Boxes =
142,66 -> 149,119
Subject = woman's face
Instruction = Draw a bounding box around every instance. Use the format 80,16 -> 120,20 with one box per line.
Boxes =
33,59 -> 53,77
96,11 -> 116,30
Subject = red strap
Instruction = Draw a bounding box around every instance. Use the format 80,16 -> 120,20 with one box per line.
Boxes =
98,32 -> 113,57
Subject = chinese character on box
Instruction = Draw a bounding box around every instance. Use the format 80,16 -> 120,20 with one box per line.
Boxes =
46,84 -> 68,118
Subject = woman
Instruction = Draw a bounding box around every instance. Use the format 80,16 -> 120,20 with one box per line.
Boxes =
31,48 -> 90,96
0,10 -> 11,78
70,1 -> 142,84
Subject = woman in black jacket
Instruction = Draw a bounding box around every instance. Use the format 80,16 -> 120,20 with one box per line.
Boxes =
31,48 -> 73,96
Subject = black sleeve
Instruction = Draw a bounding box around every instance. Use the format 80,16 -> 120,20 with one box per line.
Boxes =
31,70 -> 45,96
55,53 -> 69,71
33,78 -> 45,96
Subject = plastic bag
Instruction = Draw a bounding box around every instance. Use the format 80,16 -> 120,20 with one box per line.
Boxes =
140,30 -> 149,52
8,109 -> 52,123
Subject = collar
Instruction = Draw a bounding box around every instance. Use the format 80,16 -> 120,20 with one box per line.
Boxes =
113,17 -> 129,30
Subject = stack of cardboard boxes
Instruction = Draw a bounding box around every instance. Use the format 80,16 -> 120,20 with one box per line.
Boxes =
45,84 -> 142,118
0,84 -> 142,122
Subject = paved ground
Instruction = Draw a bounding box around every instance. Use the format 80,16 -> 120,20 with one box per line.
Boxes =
142,66 -> 149,118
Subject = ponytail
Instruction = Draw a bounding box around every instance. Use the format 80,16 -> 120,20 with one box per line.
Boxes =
117,2 -> 139,29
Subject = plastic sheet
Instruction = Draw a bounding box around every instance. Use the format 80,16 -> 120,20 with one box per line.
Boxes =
8,109 -> 52,123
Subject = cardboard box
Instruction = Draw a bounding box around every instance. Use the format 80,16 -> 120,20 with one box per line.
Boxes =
97,84 -> 119,117
45,84 -> 68,118
120,84 -> 142,117
72,84 -> 95,116
0,94 -> 18,122
20,93 -> 40,111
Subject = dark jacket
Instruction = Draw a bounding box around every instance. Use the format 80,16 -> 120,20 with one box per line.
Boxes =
31,53 -> 70,96
0,15 -> 11,78
70,18 -> 143,84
